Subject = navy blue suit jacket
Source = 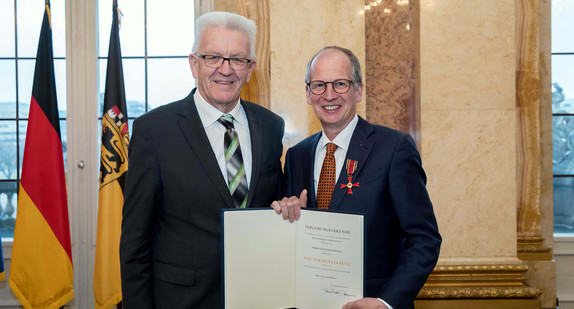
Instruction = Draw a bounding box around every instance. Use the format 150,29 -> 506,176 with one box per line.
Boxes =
120,89 -> 285,309
283,116 -> 441,309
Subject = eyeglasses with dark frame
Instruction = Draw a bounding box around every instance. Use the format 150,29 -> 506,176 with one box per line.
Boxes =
306,79 -> 354,95
197,54 -> 252,70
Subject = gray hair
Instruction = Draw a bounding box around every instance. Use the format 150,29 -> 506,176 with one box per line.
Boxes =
192,12 -> 257,59
305,46 -> 363,86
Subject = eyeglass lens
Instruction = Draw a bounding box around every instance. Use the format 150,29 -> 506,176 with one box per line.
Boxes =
201,55 -> 250,70
308,79 -> 352,95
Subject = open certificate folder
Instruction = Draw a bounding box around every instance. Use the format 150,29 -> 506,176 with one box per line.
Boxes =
222,208 -> 364,309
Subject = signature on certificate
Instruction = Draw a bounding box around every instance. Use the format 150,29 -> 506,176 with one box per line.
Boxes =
323,288 -> 357,298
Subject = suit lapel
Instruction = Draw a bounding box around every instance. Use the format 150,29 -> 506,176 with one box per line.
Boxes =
243,101 -> 262,208
304,134 -> 321,208
329,117 -> 374,210
176,89 -> 235,208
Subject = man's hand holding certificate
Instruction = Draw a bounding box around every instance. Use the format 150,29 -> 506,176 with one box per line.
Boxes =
222,202 -> 365,309
271,189 -> 308,222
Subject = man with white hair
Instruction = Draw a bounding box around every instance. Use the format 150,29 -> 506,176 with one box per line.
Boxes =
120,11 -> 284,308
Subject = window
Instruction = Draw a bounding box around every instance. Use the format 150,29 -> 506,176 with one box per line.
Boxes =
0,0 -> 201,304
552,0 -> 574,234
0,0 -> 199,241
97,0 -> 196,129
0,0 -> 67,240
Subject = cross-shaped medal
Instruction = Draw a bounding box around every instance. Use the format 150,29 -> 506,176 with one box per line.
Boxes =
341,176 -> 359,194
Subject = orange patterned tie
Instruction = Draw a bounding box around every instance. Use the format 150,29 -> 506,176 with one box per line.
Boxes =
317,143 -> 337,209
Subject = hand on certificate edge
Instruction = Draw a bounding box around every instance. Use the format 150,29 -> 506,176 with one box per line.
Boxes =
270,189 -> 307,222
342,297 -> 389,309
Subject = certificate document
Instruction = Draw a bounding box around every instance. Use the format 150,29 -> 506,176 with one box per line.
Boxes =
222,208 -> 364,309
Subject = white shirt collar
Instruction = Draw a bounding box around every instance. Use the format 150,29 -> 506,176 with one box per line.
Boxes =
317,115 -> 359,151
194,90 -> 246,128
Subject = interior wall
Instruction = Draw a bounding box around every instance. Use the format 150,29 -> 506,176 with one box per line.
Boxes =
420,0 -> 519,263
267,0 -> 366,149
0,0 -> 567,308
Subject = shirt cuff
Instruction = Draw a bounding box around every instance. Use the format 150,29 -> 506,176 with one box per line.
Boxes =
377,298 -> 394,309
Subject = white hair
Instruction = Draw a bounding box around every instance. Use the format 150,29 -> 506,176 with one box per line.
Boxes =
192,12 -> 257,59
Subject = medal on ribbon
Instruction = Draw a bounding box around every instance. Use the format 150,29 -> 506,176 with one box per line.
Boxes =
341,159 -> 359,194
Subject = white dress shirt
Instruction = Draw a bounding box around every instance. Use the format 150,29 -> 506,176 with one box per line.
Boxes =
194,91 -> 252,187
313,115 -> 359,194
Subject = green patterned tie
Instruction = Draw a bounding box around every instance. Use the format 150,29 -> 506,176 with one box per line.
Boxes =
218,114 -> 248,208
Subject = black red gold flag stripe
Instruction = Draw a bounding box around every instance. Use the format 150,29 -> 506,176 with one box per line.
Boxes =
9,3 -> 74,308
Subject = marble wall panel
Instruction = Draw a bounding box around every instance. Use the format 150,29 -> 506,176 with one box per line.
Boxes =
516,0 -> 543,237
422,109 -> 518,258
420,0 -> 519,263
420,0 -> 515,111
364,0 -> 418,135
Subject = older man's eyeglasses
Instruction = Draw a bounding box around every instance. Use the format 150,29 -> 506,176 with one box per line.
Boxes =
197,54 -> 252,70
307,79 -> 353,95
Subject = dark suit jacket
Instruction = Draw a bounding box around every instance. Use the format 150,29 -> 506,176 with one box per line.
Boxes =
283,116 -> 441,309
120,89 -> 285,309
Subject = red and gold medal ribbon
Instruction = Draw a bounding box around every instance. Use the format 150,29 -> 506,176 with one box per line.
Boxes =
341,159 -> 359,194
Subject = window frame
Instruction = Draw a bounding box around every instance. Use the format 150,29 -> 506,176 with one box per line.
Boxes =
0,0 -> 208,306
552,8 -> 574,236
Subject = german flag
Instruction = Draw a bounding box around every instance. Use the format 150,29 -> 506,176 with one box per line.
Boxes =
8,3 -> 74,308
94,2 -> 129,308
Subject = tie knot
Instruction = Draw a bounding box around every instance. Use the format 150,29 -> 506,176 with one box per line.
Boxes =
326,142 -> 337,156
218,114 -> 235,130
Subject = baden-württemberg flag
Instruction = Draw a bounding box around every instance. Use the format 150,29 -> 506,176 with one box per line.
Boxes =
9,3 -> 74,308
94,3 -> 129,309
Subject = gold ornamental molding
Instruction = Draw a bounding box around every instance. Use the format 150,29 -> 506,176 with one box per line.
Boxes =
517,236 -> 552,260
417,263 -> 541,299
418,286 -> 541,299
432,264 -> 529,273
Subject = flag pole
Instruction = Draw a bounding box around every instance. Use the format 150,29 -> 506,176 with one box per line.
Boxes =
113,5 -> 122,304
